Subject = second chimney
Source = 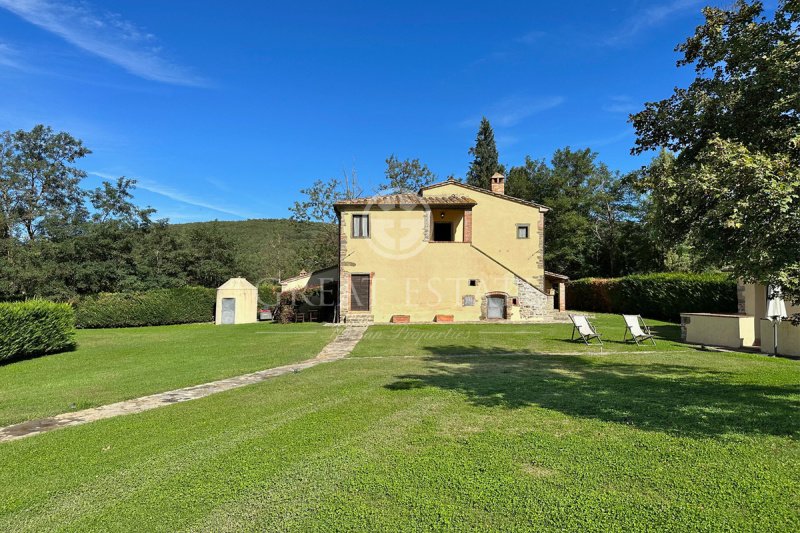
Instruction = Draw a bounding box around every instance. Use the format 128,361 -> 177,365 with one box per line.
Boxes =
490,172 -> 505,195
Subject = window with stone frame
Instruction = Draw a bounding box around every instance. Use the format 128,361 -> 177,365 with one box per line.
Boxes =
352,214 -> 370,238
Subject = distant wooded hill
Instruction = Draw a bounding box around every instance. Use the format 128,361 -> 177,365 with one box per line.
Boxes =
169,218 -> 335,285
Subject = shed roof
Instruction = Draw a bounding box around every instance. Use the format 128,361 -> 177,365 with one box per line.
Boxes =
280,265 -> 338,285
217,277 -> 257,290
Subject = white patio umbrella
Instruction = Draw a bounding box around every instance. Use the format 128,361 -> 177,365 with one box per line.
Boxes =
766,285 -> 788,356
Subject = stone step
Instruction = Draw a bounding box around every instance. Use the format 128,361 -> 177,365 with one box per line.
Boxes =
344,313 -> 374,325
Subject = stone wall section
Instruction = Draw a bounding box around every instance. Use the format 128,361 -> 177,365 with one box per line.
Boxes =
536,215 -> 546,291
516,276 -> 550,319
338,215 -> 350,317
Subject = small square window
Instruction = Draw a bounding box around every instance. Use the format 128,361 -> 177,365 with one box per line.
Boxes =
517,224 -> 530,239
352,214 -> 370,238
463,295 -> 475,307
469,279 -> 478,287
511,297 -> 518,306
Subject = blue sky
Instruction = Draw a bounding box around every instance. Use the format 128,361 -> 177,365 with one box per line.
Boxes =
0,0 -> 737,222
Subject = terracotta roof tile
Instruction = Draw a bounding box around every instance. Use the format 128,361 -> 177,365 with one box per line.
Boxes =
334,193 -> 476,208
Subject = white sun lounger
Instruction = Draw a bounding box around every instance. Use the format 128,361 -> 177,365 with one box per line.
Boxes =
622,314 -> 656,346
569,314 -> 603,345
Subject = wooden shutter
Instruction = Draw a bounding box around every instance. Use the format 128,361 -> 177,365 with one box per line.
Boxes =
350,274 -> 371,311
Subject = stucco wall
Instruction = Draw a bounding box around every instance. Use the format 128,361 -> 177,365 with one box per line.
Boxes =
281,267 -> 338,293
680,313 -> 757,348
421,184 -> 545,289
760,319 -> 800,357
215,286 -> 258,324
281,275 -> 311,292
338,205 -> 548,322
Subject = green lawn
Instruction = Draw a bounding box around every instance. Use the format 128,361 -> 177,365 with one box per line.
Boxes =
0,322 -> 338,427
351,313 -> 689,357
1,320 -> 798,531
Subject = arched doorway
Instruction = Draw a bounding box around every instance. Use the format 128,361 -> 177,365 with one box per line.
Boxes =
484,292 -> 508,320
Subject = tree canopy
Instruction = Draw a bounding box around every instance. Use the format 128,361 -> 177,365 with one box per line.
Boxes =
631,0 -> 800,313
0,125 -> 249,300
506,149 -> 661,279
378,155 -> 436,193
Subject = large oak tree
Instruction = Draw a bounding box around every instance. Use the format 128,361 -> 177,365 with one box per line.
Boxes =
631,0 -> 800,317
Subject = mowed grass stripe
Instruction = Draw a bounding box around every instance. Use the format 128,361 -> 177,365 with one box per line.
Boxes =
350,315 -> 690,358
1,351 -> 798,531
0,322 -> 338,426
0,360 -> 383,531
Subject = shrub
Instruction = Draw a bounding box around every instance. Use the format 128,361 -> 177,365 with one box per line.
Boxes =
258,283 -> 280,308
566,273 -> 737,321
75,287 -> 216,328
0,300 -> 76,362
274,286 -> 326,324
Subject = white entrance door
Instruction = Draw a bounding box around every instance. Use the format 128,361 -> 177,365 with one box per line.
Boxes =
487,296 -> 505,319
221,298 -> 236,324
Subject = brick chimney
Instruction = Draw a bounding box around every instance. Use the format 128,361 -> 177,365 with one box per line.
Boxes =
490,172 -> 505,195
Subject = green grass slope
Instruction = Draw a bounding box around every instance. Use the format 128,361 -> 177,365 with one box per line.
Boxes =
0,322 -> 338,427
0,330 -> 797,531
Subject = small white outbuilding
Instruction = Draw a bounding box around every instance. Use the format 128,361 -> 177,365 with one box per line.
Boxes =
216,277 -> 258,325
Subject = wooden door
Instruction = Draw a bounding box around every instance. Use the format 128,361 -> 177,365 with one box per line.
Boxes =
350,274 -> 371,311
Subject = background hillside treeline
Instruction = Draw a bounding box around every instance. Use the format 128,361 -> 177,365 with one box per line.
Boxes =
0,125 -> 332,301
1,123 -> 715,303
0,216 -> 330,301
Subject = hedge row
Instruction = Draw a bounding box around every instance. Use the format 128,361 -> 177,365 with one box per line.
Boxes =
0,300 -> 76,362
75,286 -> 216,328
566,272 -> 738,321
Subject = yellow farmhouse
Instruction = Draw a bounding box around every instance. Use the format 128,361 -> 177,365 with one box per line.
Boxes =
331,174 -> 567,324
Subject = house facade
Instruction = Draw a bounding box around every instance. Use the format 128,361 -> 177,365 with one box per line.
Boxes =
332,174 -> 566,324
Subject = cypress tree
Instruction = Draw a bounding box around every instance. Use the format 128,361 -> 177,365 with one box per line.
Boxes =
466,117 -> 501,189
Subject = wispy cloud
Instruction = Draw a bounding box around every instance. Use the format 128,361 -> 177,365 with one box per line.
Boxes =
205,177 -> 233,193
0,0 -> 206,86
460,96 -> 565,128
605,0 -> 703,45
602,95 -> 640,114
473,29 -> 547,65
574,128 -> 634,148
90,172 -> 251,219
0,42 -> 21,69
515,31 -> 546,46
495,135 -> 520,148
